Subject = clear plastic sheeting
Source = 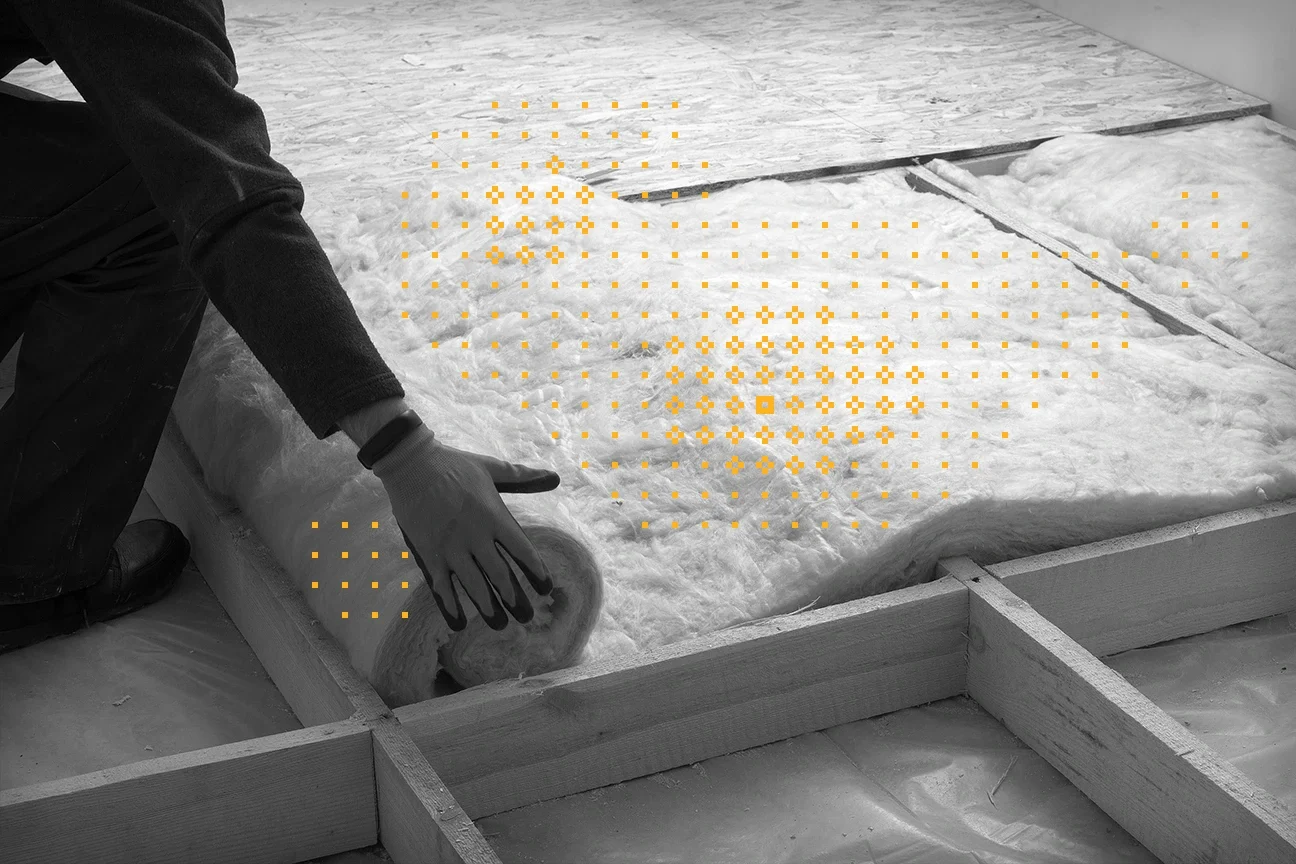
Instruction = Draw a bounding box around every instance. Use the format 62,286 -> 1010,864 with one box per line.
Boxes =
477,696 -> 1155,864
307,847 -> 394,864
0,537 -> 300,790
1107,611 -> 1296,811
478,613 -> 1295,864
2,516 -> 1288,864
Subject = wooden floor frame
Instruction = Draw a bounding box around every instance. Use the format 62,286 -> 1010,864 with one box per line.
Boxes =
2,418 -> 1291,864
5,114 -> 1296,864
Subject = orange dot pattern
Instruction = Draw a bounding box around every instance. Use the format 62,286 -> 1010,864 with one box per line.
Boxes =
342,110 -> 1255,623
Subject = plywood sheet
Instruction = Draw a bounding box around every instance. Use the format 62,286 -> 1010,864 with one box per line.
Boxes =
210,0 -> 1267,201
10,0 -> 1265,203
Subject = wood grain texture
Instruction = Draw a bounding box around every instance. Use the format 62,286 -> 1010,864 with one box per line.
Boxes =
987,500 -> 1296,657
145,415 -> 381,727
904,164 -> 1280,366
940,557 -> 1296,864
146,414 -> 502,864
0,721 -> 376,864
371,720 -> 502,864
6,0 -> 1262,208
396,577 -> 968,818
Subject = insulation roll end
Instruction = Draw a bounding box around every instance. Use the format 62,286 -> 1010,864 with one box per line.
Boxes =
440,522 -> 604,689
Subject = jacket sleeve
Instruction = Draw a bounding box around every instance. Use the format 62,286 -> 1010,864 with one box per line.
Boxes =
9,0 -> 405,439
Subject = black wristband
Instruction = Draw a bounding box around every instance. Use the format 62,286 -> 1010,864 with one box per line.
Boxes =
356,409 -> 424,470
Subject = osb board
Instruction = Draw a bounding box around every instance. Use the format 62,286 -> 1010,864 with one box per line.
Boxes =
204,0 -> 1262,200
9,0 -> 1264,203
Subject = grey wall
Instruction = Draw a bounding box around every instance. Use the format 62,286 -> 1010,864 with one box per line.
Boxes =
1024,0 -> 1296,128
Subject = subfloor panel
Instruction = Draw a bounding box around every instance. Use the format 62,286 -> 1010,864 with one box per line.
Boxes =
6,0 -> 1266,202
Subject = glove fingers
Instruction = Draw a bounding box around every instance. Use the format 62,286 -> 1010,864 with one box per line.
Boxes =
495,520 -> 554,596
471,449 -> 561,494
483,542 -> 534,624
494,469 -> 561,494
451,555 -> 510,631
400,526 -> 467,631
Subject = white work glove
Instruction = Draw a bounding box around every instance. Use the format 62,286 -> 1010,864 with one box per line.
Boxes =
372,425 -> 558,631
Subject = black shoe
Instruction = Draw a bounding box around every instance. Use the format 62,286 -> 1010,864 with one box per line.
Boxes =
0,519 -> 191,654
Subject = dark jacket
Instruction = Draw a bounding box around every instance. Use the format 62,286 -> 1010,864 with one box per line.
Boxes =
1,0 -> 404,439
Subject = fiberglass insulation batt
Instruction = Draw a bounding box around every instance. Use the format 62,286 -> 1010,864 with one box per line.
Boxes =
174,160 -> 1296,706
935,116 -> 1296,367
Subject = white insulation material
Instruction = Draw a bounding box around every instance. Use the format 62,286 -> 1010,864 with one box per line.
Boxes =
174,154 -> 1296,702
942,116 -> 1296,366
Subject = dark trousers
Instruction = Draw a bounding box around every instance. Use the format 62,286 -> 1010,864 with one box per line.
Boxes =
0,89 -> 209,604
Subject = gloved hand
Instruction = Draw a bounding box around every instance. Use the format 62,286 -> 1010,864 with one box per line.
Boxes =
371,424 -> 560,631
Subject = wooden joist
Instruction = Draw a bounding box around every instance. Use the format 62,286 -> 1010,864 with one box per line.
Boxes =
988,500 -> 1296,656
5,407 -> 1289,864
143,416 -> 501,864
146,418 -> 367,726
903,163 -> 1283,367
940,557 -> 1296,864
397,577 -> 968,818
371,720 -> 500,864
0,720 -> 375,864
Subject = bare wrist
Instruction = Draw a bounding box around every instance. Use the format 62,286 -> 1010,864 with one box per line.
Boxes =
338,397 -> 415,448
